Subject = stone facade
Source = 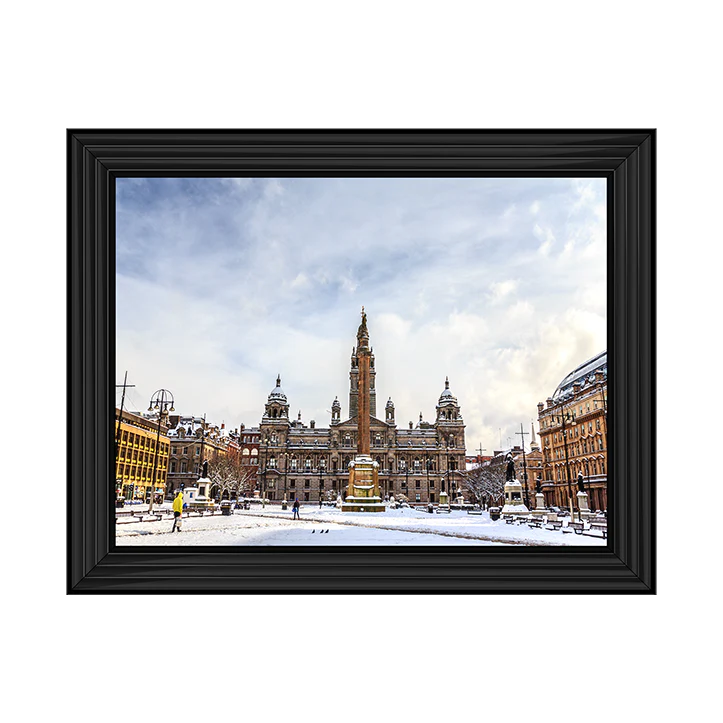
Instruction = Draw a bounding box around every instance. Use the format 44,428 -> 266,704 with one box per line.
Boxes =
537,351 -> 608,511
166,415 -> 231,497
257,316 -> 466,504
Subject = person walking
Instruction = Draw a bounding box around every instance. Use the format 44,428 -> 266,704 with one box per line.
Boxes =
292,498 -> 300,520
172,490 -> 184,532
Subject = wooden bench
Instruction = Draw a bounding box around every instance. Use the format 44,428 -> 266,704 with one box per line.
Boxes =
467,510 -> 483,516
568,521 -> 586,535
527,519 -> 543,528
504,517 -> 516,524
545,520 -> 564,531
435,508 -> 451,514
589,522 -> 608,539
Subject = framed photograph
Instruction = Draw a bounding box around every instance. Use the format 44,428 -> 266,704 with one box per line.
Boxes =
68,130 -> 655,593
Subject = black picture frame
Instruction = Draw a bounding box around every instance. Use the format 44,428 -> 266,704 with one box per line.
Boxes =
68,130 -> 655,594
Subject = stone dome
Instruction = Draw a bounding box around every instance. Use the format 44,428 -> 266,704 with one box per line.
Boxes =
268,374 -> 288,403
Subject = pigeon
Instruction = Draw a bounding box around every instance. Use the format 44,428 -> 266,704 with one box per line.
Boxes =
325,529 -> 329,533
312,529 -> 315,533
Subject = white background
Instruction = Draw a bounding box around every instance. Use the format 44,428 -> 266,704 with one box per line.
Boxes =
1,2 -> 717,722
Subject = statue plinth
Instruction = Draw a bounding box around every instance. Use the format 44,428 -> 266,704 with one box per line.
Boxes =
341,455 -> 385,512
501,479 -> 529,515
577,491 -> 593,519
530,492 -> 548,517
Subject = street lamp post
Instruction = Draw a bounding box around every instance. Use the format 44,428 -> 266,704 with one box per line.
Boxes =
196,413 -> 207,480
426,456 -> 431,504
318,458 -> 324,506
282,450 -> 290,507
516,423 -> 530,509
147,389 -> 175,516
404,458 -> 409,502
260,437 -> 268,508
551,405 -> 576,510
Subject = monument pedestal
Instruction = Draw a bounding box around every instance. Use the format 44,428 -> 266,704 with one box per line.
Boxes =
577,491 -> 593,519
341,455 -> 385,512
438,490 -> 450,508
530,492 -> 548,517
501,478 -> 529,515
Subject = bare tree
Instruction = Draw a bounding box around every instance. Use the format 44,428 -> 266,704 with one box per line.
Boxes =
209,455 -> 256,500
459,459 -> 506,508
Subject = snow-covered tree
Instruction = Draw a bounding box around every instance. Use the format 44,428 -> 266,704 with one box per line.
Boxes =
459,459 -> 506,508
209,455 -> 256,499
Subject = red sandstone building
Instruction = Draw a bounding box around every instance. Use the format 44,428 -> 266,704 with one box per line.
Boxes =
537,351 -> 608,511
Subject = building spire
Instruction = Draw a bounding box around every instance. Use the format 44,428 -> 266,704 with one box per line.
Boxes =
445,376 -> 450,390
276,374 -> 281,387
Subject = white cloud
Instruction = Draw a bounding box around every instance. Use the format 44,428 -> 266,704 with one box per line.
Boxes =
488,279 -> 518,304
116,177 -> 606,453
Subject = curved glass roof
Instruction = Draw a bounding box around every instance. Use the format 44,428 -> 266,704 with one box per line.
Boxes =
552,350 -> 607,400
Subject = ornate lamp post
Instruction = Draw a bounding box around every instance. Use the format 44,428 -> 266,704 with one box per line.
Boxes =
282,450 -> 291,508
318,457 -> 324,506
550,405 -> 576,509
147,389 -> 175,515
516,423 -> 530,509
426,455 -> 431,503
405,457 -> 411,502
259,437 -> 268,508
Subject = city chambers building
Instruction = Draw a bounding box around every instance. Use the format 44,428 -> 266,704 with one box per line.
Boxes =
258,316 -> 467,504
537,351 -> 608,511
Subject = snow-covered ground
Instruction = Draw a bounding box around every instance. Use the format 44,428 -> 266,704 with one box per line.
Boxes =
116,505 -> 606,546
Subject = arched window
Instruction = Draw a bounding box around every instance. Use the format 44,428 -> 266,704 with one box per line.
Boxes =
414,458 -> 420,471
305,457 -> 312,471
268,456 -> 277,469
271,432 -> 278,444
449,436 -> 455,448
344,434 -> 352,447
374,433 -> 382,446
290,457 -> 297,470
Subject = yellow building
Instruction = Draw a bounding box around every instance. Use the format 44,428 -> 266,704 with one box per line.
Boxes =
115,409 -> 170,502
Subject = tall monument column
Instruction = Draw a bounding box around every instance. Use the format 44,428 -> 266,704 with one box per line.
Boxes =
357,307 -> 371,456
342,308 -> 384,512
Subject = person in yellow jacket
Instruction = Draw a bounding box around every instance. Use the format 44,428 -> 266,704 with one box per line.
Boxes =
172,491 -> 184,532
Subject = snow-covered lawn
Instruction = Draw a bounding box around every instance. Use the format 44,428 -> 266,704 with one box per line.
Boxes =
116,506 -> 606,547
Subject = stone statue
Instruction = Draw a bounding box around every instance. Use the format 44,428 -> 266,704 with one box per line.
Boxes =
505,452 -> 515,481
577,471 -> 585,492
535,475 -> 542,494
202,460 -> 209,479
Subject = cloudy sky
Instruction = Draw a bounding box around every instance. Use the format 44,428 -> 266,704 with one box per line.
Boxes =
116,177 -> 606,454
